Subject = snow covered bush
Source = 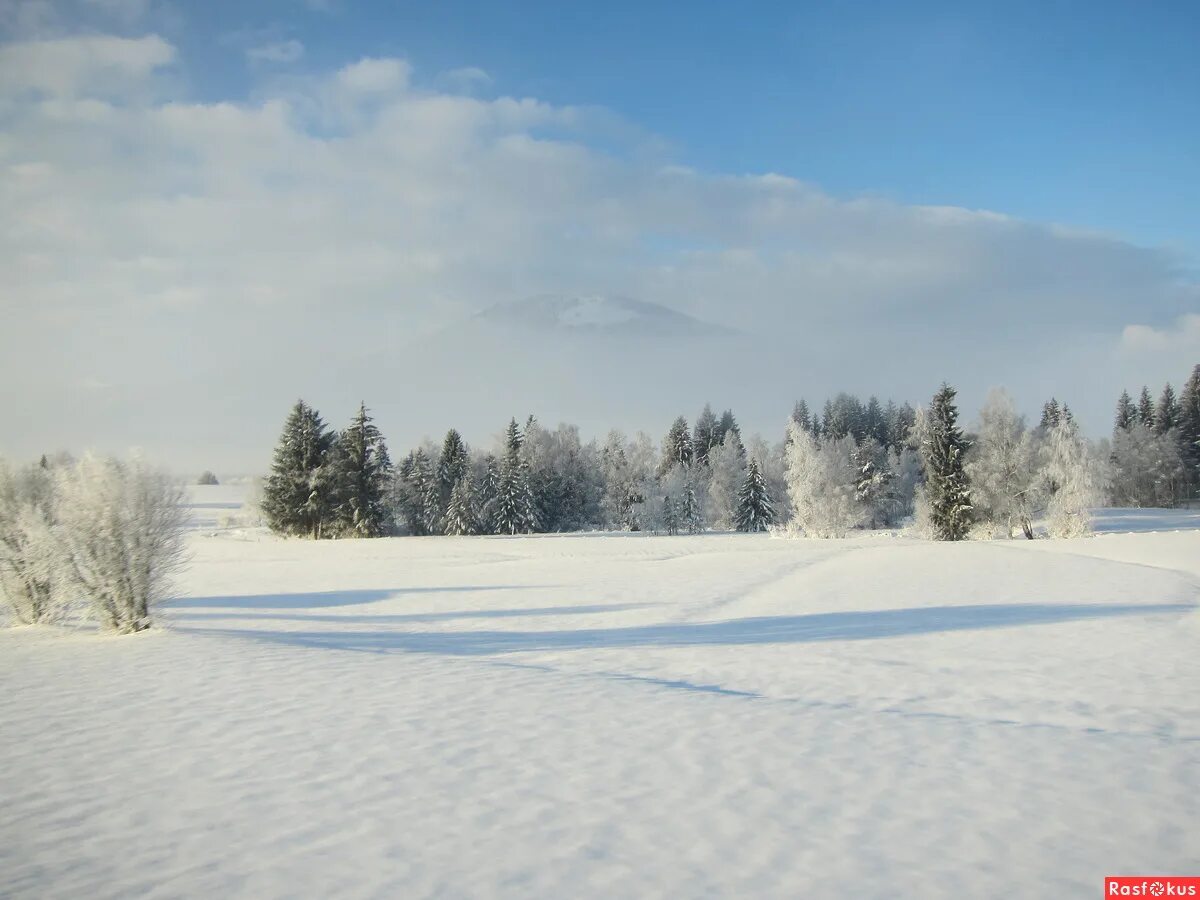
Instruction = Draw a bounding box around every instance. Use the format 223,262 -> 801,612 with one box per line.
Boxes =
54,454 -> 188,633
705,436 -> 746,530
1042,421 -> 1103,538
0,460 -> 62,625
783,423 -> 861,537
965,389 -> 1041,539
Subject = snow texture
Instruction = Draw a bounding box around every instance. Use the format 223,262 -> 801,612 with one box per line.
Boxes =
2,501 -> 1199,898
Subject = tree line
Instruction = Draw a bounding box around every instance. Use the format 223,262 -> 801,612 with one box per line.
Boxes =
258,362 -> 1200,542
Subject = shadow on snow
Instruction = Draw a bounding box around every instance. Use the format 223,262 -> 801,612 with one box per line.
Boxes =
167,585 -> 552,610
188,601 -> 1194,655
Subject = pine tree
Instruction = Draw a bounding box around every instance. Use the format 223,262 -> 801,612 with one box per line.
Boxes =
504,418 -> 523,456
1179,364 -> 1200,493
332,402 -> 392,537
681,483 -> 703,534
1155,383 -> 1181,435
1114,390 -> 1136,433
1039,398 -> 1062,432
790,400 -> 813,436
493,440 -> 537,535
438,428 -> 470,503
715,409 -> 744,457
735,459 -> 774,532
853,438 -> 896,529
660,416 -> 693,475
661,495 -> 679,535
478,454 -> 501,530
262,400 -> 337,538
693,405 -> 718,466
921,384 -> 973,541
864,396 -> 887,446
1137,386 -> 1156,428
444,475 -> 479,536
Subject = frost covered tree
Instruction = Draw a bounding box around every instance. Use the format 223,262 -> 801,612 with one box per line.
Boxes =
1109,424 -> 1182,507
54,454 -> 188,633
332,403 -> 392,538
1038,398 -> 1062,433
681,482 -> 703,534
0,460 -> 60,624
438,428 -> 470,506
693,404 -> 718,467
396,449 -> 440,535
521,422 -> 603,532
921,384 -> 973,541
705,435 -> 747,530
965,389 -> 1039,539
660,416 -> 693,475
444,475 -> 480,536
493,437 -> 538,535
660,495 -> 679,535
1042,420 -> 1102,537
1114,391 -> 1136,432
1180,364 -> 1200,492
790,399 -> 814,436
853,438 -> 897,529
1137,386 -> 1156,428
262,400 -> 337,539
735,459 -> 774,532
600,431 -> 643,530
715,409 -> 743,454
1155,383 -> 1181,436
783,423 -> 861,537
197,470 -> 219,486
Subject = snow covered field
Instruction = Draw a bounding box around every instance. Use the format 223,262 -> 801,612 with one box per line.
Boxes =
3,503 -> 1199,898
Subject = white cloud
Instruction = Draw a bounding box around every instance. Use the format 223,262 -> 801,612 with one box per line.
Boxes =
335,57 -> 410,93
0,38 -> 1196,469
0,34 -> 174,96
1119,314 -> 1200,357
440,66 -> 492,92
246,39 -> 304,65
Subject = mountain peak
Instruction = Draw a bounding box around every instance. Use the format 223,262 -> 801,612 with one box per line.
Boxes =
473,295 -> 730,338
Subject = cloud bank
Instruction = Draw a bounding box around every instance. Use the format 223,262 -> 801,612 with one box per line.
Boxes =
0,28 -> 1196,470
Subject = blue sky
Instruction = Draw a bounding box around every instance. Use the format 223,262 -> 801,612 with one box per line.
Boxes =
172,0 -> 1200,256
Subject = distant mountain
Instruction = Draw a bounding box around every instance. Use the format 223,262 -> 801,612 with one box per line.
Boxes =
471,295 -> 732,338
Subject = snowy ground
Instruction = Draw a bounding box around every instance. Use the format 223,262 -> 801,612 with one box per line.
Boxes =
2,502 -> 1199,898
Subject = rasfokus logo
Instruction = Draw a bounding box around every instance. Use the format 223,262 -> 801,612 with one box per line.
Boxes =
1105,877 -> 1200,896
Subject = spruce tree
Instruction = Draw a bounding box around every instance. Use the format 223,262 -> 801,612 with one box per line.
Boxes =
681,483 -> 703,534
1114,390 -> 1136,432
444,475 -> 479,536
864,396 -> 887,446
716,409 -> 744,457
478,454 -> 501,530
262,400 -> 337,538
921,384 -> 973,541
438,428 -> 470,505
735,459 -> 774,532
1155,383 -> 1180,435
1137,386 -> 1156,428
1179,364 -> 1200,491
661,495 -> 679,535
660,416 -> 693,474
853,438 -> 896,529
1039,398 -> 1062,432
790,400 -> 813,436
332,402 -> 392,537
493,437 -> 537,535
693,405 -> 718,467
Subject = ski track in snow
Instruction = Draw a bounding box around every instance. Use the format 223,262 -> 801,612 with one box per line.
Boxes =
2,506 -> 1199,899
